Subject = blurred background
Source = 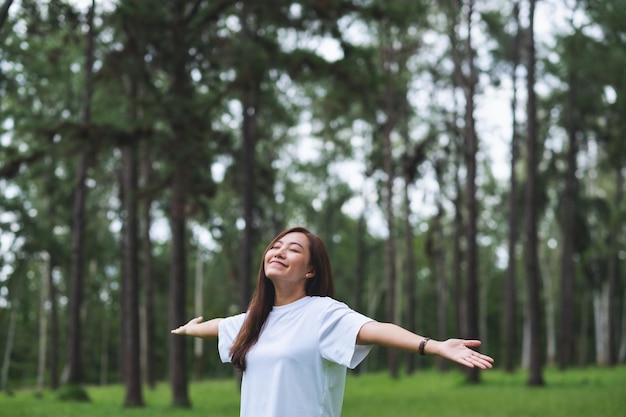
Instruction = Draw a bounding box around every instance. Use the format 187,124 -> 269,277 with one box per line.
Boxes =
0,0 -> 624,407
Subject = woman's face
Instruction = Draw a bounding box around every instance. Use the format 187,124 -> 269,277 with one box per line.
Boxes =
264,232 -> 314,285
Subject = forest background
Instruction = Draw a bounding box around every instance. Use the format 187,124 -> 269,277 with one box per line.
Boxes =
1,0 -> 625,409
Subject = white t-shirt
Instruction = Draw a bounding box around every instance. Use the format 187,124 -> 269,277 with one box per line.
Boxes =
218,296 -> 374,417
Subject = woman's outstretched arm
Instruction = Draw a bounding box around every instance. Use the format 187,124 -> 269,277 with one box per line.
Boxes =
171,316 -> 223,338
356,321 -> 494,369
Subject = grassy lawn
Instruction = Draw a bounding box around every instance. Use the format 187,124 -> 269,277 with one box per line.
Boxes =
2,366 -> 625,417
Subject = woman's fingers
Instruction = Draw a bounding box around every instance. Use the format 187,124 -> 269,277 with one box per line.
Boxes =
171,316 -> 204,334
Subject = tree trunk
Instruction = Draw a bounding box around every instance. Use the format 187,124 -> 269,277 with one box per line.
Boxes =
37,258 -> 49,394
1,301 -> 17,392
67,151 -> 88,386
434,199 -> 449,372
605,162 -> 623,364
67,0 -> 95,388
47,255 -> 60,390
558,72 -> 579,370
99,281 -> 110,386
382,132 -> 398,378
238,0 -> 258,313
168,1 -> 192,406
140,151 -> 156,389
543,261 -> 557,364
617,166 -> 626,364
463,0 -> 480,384
194,248 -> 204,380
403,171 -> 416,374
453,156 -> 465,339
169,168 -> 191,407
619,280 -> 626,363
524,0 -> 544,387
593,288 -> 609,365
503,0 -> 521,373
379,26 -> 398,378
400,99 -> 417,375
449,0 -> 480,383
353,212 -> 367,374
121,139 -> 144,407
447,0 -> 467,345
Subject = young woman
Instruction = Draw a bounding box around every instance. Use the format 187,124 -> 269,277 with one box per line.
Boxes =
172,226 -> 493,417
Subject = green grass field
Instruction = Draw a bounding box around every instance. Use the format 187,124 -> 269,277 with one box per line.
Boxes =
2,366 -> 625,417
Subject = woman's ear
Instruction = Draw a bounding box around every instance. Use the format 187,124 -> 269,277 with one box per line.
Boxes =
305,269 -> 315,278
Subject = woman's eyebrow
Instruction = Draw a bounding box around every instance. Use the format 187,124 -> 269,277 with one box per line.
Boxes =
288,241 -> 304,249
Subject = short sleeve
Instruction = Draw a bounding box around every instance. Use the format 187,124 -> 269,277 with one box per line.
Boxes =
217,313 -> 246,363
318,300 -> 374,369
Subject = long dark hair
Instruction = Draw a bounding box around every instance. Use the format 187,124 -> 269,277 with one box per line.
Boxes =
230,226 -> 335,371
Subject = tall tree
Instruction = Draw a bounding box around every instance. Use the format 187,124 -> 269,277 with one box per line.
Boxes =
237,0 -> 260,313
139,148 -> 156,388
166,1 -> 192,405
379,22 -> 399,378
66,0 -> 96,392
504,1 -> 523,373
557,41 -> 580,370
481,0 -> 524,373
120,42 -> 144,406
447,0 -> 480,383
523,0 -> 544,387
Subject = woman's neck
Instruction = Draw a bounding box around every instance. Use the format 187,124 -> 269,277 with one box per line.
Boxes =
272,284 -> 307,306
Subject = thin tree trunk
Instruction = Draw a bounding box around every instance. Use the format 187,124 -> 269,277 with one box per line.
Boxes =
617,166 -> 626,364
434,200 -> 449,372
169,169 -> 191,407
379,25 -> 398,379
520,305 -> 531,368
140,151 -> 156,389
503,0 -> 521,373
524,0 -> 544,386
453,155 -> 465,339
67,151 -> 88,387
121,140 -> 143,407
194,248 -> 204,380
449,0 -> 480,383
1,302 -> 17,392
37,258 -> 50,394
617,286 -> 626,364
558,72 -> 579,370
403,175 -> 416,374
593,289 -> 608,365
401,103 -> 417,375
168,1 -> 191,406
447,0 -> 466,344
383,131 -> 398,379
47,255 -> 59,390
238,0 -> 258,313
353,211 -> 367,374
355,211 -> 367,314
120,23 -> 144,404
462,0 -> 480,384
605,162 -> 623,364
99,283 -> 110,386
543,263 -> 557,364
67,0 -> 95,388
578,291 -> 590,365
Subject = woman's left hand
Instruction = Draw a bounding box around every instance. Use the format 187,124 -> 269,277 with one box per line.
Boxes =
430,339 -> 494,369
